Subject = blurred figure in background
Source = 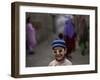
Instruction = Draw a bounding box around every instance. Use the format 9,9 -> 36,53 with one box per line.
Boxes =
64,16 -> 76,59
26,17 -> 37,54
78,16 -> 89,56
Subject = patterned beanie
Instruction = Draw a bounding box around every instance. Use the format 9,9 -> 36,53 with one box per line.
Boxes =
51,39 -> 66,49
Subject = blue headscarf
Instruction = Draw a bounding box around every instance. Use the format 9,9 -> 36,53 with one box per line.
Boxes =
64,18 -> 75,38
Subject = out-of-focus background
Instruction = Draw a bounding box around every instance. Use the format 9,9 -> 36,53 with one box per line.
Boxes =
26,13 -> 90,67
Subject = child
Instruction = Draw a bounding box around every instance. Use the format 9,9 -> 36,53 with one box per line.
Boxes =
49,39 -> 72,66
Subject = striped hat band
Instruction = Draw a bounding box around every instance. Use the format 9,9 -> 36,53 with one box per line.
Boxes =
52,39 -> 66,49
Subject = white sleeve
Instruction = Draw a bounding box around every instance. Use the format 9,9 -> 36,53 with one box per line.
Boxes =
48,60 -> 56,66
66,59 -> 72,65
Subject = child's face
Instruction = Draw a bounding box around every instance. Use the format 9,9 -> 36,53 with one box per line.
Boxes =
53,47 -> 66,61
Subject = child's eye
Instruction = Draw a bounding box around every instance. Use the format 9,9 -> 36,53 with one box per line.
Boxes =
54,51 -> 57,53
59,50 -> 62,53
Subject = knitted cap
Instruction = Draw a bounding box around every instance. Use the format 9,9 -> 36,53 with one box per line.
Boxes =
51,39 -> 66,49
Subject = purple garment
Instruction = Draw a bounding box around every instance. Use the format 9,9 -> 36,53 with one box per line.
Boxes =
64,19 -> 75,38
26,23 -> 37,51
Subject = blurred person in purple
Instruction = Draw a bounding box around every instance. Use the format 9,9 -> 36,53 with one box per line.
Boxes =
26,17 -> 37,54
64,17 -> 76,59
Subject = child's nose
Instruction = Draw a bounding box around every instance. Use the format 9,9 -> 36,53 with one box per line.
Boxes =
56,50 -> 60,55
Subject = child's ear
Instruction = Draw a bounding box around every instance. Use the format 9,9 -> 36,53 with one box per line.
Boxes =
52,49 -> 55,55
64,48 -> 67,54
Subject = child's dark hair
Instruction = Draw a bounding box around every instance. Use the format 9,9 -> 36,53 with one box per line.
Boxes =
58,33 -> 64,39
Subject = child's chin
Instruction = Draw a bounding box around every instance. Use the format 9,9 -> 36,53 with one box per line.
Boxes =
56,57 -> 64,61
